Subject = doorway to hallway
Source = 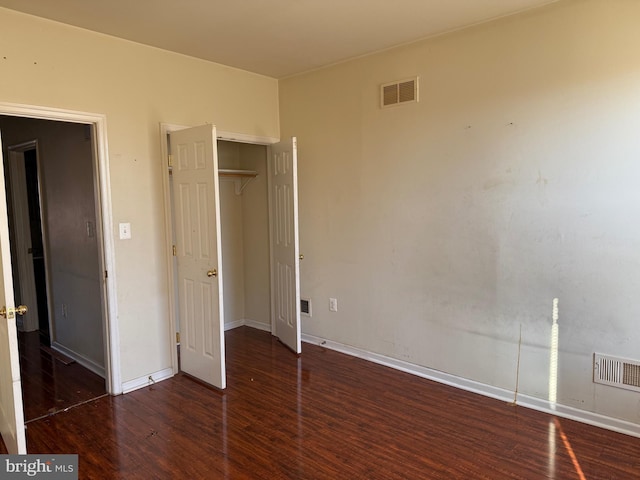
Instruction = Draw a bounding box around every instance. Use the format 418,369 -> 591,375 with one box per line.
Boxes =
0,115 -> 109,425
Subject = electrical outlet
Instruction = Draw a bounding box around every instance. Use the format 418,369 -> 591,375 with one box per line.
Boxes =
329,298 -> 338,312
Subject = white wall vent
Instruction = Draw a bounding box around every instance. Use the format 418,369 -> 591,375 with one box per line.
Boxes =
381,77 -> 419,108
301,298 -> 312,317
594,353 -> 640,392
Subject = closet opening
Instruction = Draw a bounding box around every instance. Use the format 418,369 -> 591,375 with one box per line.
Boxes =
216,140 -> 272,334
163,125 -> 301,388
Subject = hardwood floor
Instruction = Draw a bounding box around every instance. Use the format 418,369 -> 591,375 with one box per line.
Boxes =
3,326 -> 640,478
18,331 -> 106,422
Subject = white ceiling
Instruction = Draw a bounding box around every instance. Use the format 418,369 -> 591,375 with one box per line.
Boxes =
0,0 -> 558,78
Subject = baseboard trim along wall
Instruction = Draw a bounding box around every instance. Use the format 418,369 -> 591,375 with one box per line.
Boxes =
225,319 -> 271,332
243,319 -> 271,332
122,367 -> 174,394
121,322 -> 271,394
52,341 -> 105,379
514,392 -> 640,438
224,320 -> 245,331
301,333 -> 640,439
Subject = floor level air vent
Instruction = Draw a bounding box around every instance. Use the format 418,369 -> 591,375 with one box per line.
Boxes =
301,298 -> 312,317
594,353 -> 640,392
381,77 -> 418,108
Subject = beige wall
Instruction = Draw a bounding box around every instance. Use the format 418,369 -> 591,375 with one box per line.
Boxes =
0,7 -> 279,384
280,0 -> 640,426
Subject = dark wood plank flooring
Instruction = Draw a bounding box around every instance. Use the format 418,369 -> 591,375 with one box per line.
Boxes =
3,327 -> 640,478
18,331 -> 106,422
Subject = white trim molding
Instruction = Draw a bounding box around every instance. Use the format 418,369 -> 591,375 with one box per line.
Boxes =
301,333 -> 640,439
515,393 -> 640,438
52,342 -> 105,379
244,319 -> 271,332
217,130 -> 279,146
225,319 -> 271,332
122,368 -> 174,394
224,320 -> 245,331
0,102 -> 121,395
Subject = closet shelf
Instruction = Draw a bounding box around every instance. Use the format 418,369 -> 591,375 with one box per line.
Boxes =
218,169 -> 258,194
219,169 -> 258,178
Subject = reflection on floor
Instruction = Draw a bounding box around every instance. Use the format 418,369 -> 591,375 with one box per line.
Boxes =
2,327 -> 640,478
18,331 -> 106,422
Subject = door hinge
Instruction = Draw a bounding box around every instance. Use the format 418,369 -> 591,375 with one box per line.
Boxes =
168,154 -> 174,167
172,245 -> 177,256
104,270 -> 108,279
176,332 -> 180,344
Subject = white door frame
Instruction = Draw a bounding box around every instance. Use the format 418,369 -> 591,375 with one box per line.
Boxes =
0,102 -> 121,394
160,123 -> 278,374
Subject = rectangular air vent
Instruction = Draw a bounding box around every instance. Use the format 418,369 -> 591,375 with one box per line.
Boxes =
301,298 -> 312,317
381,77 -> 419,108
594,353 -> 640,392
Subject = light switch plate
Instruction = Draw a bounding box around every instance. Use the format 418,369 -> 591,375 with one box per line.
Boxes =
119,222 -> 131,240
329,298 -> 338,312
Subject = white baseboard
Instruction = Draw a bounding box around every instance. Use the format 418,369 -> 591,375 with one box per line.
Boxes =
224,319 -> 271,332
301,333 -> 640,439
244,319 -> 271,332
52,342 -> 105,379
122,367 -> 174,394
224,320 -> 245,331
515,392 -> 640,438
121,322 -> 269,395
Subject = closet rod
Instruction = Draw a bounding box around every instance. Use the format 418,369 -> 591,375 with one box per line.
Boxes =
218,169 -> 258,194
218,169 -> 258,178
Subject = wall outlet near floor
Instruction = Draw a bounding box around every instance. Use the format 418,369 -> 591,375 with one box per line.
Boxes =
329,298 -> 338,312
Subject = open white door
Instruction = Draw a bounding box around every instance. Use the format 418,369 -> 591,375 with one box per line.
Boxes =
7,145 -> 39,332
170,125 -> 226,389
0,132 -> 27,454
270,137 -> 301,353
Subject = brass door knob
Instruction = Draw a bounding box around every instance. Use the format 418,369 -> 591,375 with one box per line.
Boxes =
299,254 -> 304,260
0,305 -> 28,319
207,269 -> 217,277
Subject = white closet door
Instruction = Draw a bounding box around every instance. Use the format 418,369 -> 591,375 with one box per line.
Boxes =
270,137 -> 301,354
171,125 -> 226,388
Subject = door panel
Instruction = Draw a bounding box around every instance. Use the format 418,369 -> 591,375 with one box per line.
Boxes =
7,148 -> 39,332
0,132 -> 27,453
171,125 -> 225,389
270,137 -> 301,353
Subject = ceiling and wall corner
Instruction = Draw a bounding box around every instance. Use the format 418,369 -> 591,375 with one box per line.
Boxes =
0,0 -> 559,78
